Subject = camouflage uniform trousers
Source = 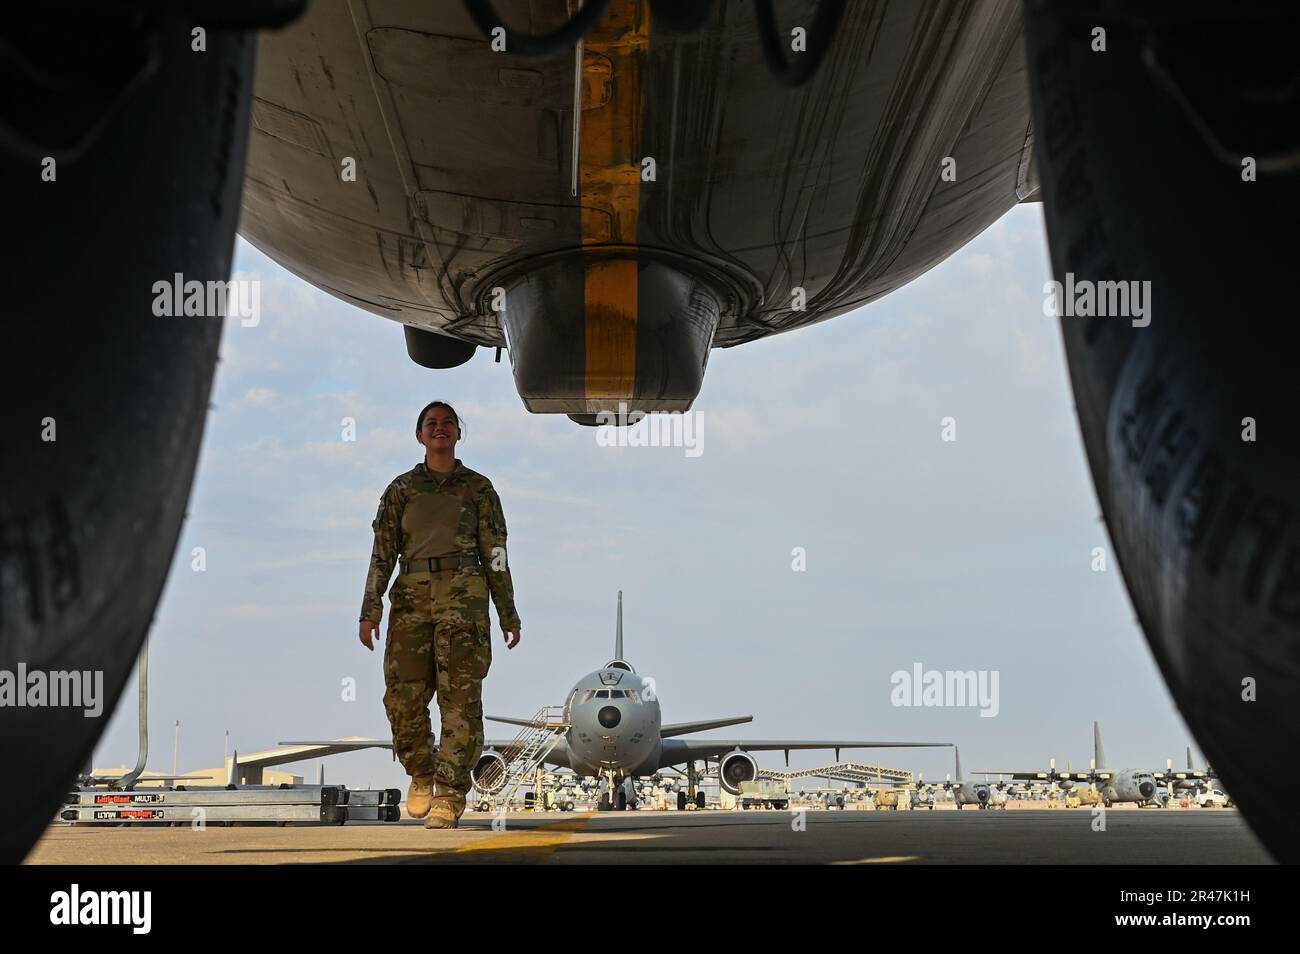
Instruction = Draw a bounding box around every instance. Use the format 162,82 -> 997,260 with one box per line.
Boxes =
383,565 -> 492,806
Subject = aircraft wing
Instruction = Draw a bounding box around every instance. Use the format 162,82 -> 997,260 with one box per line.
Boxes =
280,738 -> 572,769
658,739 -> 951,766
277,738 -> 545,752
482,739 -> 572,770
1153,769 -> 1208,782
659,716 -> 753,738
486,715 -> 541,728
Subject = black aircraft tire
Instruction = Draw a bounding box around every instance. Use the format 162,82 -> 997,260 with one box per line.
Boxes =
1024,5 -> 1300,863
0,18 -> 255,863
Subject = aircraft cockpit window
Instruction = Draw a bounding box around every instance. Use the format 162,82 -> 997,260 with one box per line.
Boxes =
625,690 -> 640,703
576,690 -> 597,704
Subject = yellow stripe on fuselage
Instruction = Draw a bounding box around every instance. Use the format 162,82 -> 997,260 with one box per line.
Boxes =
579,0 -> 647,401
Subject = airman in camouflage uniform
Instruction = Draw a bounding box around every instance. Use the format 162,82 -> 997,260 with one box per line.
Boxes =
359,402 -> 521,828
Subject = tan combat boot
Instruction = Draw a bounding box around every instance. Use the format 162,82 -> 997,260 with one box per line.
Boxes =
423,795 -> 460,829
406,774 -> 436,819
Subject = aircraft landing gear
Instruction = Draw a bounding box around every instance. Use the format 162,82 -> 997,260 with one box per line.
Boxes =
1023,0 -> 1300,863
0,8 -> 286,865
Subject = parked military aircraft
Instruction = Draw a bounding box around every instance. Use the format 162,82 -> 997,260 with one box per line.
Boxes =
282,592 -> 950,809
934,747 -> 994,810
1154,747 -> 1213,796
977,722 -> 1162,807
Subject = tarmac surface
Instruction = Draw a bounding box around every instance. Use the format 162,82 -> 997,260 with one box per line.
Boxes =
27,808 -> 1273,864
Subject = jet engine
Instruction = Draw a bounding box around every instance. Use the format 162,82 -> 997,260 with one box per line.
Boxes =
471,750 -> 510,794
719,750 -> 758,796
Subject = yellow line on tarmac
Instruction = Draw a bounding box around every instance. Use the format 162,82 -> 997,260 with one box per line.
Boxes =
454,813 -> 599,856
830,855 -> 922,865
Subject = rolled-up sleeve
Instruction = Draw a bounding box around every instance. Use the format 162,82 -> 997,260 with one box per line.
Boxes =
477,485 -> 521,632
360,483 -> 402,623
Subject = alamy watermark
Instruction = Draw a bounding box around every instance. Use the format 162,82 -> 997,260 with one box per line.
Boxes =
0,664 -> 104,717
890,663 -> 999,718
151,273 -> 261,327
595,402 -> 703,458
1043,272 -> 1151,327
50,884 -> 151,934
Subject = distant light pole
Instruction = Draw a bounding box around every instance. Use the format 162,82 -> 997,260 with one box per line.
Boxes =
172,720 -> 180,779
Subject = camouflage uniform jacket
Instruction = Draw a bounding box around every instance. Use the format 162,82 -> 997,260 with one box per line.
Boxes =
360,460 -> 521,631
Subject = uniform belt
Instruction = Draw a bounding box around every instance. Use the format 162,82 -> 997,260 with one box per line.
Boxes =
400,553 -> 481,575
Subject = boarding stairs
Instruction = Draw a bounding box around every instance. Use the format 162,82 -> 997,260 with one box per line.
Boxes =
476,705 -> 569,807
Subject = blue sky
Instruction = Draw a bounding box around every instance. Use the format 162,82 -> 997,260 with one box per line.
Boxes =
92,203 -> 1203,788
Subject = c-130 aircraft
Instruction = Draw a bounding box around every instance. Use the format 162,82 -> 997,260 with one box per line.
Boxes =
285,593 -> 951,810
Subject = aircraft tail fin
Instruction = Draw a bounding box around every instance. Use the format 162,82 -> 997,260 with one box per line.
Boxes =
1094,720 -> 1106,770
615,590 -> 623,661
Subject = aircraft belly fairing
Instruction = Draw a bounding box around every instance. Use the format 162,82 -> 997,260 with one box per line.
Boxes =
240,0 -> 1031,415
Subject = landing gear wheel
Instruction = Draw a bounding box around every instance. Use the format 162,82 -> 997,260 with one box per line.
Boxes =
695,791 -> 706,809
1024,2 -> 1300,863
598,793 -> 610,812
677,791 -> 687,811
0,15 -> 258,865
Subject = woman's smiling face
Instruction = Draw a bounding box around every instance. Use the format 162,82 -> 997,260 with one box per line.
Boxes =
419,406 -> 460,452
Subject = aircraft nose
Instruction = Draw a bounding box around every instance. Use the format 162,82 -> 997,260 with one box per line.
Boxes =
597,706 -> 621,729
1140,780 -> 1155,799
